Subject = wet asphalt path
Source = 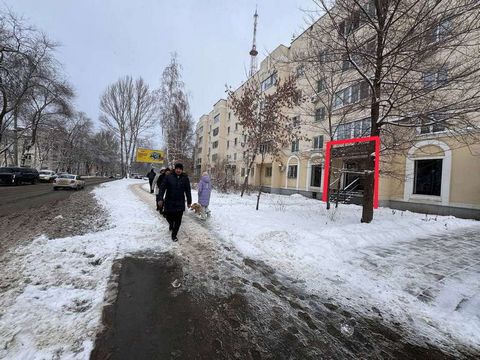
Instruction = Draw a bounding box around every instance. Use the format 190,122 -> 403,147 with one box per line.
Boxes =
0,177 -> 114,216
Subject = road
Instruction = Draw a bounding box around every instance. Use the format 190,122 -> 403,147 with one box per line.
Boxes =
0,177 -> 113,216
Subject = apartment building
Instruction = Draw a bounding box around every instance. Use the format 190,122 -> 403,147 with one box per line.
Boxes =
194,3 -> 480,220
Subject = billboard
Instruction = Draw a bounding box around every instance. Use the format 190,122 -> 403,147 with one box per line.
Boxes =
135,148 -> 165,164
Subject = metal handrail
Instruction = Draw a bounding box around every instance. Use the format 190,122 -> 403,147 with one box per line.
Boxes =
342,177 -> 360,193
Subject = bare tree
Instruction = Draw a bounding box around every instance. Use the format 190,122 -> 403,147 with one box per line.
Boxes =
308,0 -> 480,222
0,10 -> 61,162
100,76 -> 157,176
157,54 -> 194,168
90,130 -> 120,176
228,75 -> 303,209
19,74 -> 74,165
58,112 -> 93,173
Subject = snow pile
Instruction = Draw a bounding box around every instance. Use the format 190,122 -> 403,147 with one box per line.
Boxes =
201,190 -> 480,348
0,179 -> 169,359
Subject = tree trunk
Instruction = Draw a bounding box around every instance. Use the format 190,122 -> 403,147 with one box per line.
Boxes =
361,152 -> 375,223
120,136 -> 125,177
326,156 -> 332,210
256,161 -> 264,210
240,156 -> 256,197
13,110 -> 18,166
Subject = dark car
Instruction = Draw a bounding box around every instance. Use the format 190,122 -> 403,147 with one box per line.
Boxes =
0,167 -> 39,185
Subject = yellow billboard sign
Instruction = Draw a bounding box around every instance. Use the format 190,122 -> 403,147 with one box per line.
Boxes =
135,148 -> 164,164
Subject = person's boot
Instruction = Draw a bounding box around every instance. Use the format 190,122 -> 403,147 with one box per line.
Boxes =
172,233 -> 178,242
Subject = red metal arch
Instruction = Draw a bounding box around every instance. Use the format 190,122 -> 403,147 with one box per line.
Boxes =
322,136 -> 380,209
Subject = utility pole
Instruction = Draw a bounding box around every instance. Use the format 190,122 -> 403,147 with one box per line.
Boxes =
13,109 -> 18,166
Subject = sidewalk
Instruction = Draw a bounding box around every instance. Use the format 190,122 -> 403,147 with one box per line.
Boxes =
347,227 -> 480,346
90,184 -> 477,359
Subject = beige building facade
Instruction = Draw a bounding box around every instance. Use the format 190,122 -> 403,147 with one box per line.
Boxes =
194,6 -> 480,220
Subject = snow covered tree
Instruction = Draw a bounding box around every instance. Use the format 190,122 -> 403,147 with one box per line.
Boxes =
157,54 -> 194,169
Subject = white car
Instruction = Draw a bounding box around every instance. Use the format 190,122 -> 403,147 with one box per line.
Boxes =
39,170 -> 56,182
53,174 -> 85,190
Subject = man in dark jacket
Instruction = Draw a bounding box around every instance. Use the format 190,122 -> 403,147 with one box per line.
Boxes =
158,163 -> 192,242
147,168 -> 156,193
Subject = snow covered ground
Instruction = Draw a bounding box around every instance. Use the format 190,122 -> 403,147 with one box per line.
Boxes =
201,189 -> 480,349
0,179 -> 478,359
0,180 -> 171,359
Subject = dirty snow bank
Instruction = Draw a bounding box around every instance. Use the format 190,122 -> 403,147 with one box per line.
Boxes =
0,179 -> 168,359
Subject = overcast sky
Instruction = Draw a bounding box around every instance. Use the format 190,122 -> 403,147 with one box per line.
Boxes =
3,0 -> 314,137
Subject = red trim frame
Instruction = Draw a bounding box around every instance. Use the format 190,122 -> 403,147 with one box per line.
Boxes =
322,136 -> 380,209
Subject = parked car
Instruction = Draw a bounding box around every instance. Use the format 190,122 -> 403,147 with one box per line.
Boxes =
39,170 -> 57,182
0,167 -> 39,185
53,174 -> 85,190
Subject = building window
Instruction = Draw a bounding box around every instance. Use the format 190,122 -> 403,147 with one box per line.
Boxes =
427,18 -> 452,44
261,72 -> 277,91
227,126 -> 230,134
212,154 -> 218,162
315,107 -> 325,122
311,165 -> 322,187
292,116 -> 300,127
214,114 -> 220,123
420,114 -> 447,134
334,80 -> 370,109
423,69 -> 448,88
259,143 -> 270,154
265,167 -> 272,177
353,118 -> 371,138
197,147 -> 202,154
296,65 -> 305,77
227,140 -> 230,149
251,167 -> 254,176
336,118 -> 370,140
228,112 -> 231,120
317,79 -> 326,92
212,141 -> 218,149
313,135 -> 324,149
318,51 -> 327,64
338,10 -> 361,37
336,122 -> 353,140
234,153 -> 237,160
414,159 -> 442,196
287,165 -> 298,178
334,90 -> 344,108
342,54 -> 354,71
241,168 -> 245,177
291,140 -> 299,153
212,127 -> 219,136
198,136 -> 203,143
234,138 -> 237,146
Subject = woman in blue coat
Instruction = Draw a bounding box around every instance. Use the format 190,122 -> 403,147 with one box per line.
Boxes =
197,172 -> 212,219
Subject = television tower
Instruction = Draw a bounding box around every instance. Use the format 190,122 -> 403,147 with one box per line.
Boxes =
249,8 -> 259,77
